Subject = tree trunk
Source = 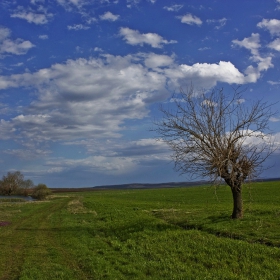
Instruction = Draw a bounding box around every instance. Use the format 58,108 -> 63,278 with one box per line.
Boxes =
231,186 -> 243,219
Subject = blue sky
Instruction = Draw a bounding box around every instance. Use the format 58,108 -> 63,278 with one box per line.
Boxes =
0,0 -> 279,187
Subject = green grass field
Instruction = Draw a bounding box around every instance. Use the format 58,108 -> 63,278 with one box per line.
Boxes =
0,181 -> 280,279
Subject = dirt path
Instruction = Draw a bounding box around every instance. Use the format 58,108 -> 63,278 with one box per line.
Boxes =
0,198 -> 90,280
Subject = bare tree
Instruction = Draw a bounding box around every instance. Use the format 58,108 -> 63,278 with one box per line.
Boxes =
155,86 -> 276,219
0,171 -> 34,196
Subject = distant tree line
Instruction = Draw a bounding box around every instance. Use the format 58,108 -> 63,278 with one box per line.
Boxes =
0,171 -> 51,200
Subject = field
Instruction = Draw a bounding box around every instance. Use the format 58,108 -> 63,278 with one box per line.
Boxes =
0,181 -> 280,279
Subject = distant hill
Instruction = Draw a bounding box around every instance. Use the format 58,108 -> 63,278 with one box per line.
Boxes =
49,177 -> 280,193
50,181 -> 210,193
93,180 -> 210,190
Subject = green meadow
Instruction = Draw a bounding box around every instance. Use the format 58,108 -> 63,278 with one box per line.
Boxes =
0,181 -> 280,280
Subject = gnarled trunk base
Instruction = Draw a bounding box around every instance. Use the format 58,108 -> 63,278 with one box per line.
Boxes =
231,186 -> 243,219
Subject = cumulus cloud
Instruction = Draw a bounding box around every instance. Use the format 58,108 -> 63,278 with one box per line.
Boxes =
240,130 -> 279,153
268,38 -> 280,51
100,11 -> 119,21
11,6 -> 53,25
232,33 -> 261,56
0,27 -> 10,41
257,19 -> 280,36
144,53 -> 174,68
0,51 -> 272,149
177,13 -> 202,25
232,33 -> 273,82
0,40 -> 35,55
0,54 -> 170,143
176,61 -> 246,85
119,27 -> 177,48
0,26 -> 35,56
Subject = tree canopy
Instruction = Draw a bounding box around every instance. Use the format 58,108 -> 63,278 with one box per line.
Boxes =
155,87 -> 276,218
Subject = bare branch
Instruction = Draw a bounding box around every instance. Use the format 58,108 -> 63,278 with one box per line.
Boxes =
154,87 -> 277,219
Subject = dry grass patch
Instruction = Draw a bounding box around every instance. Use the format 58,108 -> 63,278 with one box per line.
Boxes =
67,198 -> 97,215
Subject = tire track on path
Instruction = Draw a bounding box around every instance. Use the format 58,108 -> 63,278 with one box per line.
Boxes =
0,197 -> 90,280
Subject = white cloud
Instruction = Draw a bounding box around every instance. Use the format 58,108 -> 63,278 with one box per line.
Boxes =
75,46 -> 83,53
176,61 -> 247,85
256,56 -> 273,72
268,80 -> 280,85
4,148 -> 51,160
85,17 -> 97,24
236,98 -> 245,104
31,0 -> 45,4
239,130 -> 279,153
144,53 -> 174,68
100,11 -> 120,21
206,18 -> 227,29
11,6 -> 53,25
201,99 -> 217,107
257,19 -> 280,36
163,5 -> 183,12
198,47 -> 210,51
270,117 -> 280,122
0,52 -> 272,146
232,33 -> 260,56
12,62 -> 24,67
178,13 -> 202,25
0,27 -> 35,56
126,0 -> 140,8
58,137 -> 170,174
94,47 -> 103,52
55,0 -> 87,10
55,0 -> 97,20
67,24 -> 90,30
39,35 -> 48,40
0,27 -> 10,41
0,40 -> 35,55
268,38 -> 280,51
0,54 -> 170,142
232,33 -> 273,81
45,155 -> 137,175
119,27 -> 177,48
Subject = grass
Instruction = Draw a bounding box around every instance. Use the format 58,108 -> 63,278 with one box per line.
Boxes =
0,198 -> 26,203
0,181 -> 280,279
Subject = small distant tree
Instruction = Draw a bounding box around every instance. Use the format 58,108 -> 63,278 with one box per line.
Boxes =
0,171 -> 34,196
31,184 -> 52,200
155,86 -> 276,219
18,179 -> 35,196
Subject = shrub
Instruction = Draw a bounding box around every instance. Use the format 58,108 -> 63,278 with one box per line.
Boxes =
31,184 -> 52,200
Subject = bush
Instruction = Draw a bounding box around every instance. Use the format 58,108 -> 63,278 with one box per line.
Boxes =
31,184 -> 52,200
